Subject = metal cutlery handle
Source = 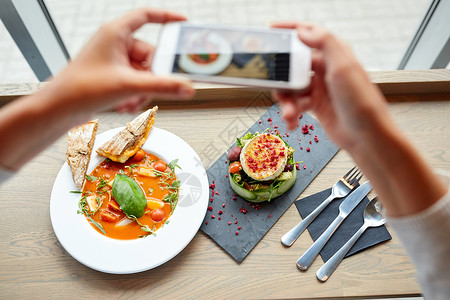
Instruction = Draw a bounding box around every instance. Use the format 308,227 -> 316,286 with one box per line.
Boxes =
316,223 -> 368,281
297,214 -> 344,271
281,194 -> 334,247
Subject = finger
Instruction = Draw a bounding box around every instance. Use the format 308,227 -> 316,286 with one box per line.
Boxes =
128,38 -> 155,63
311,50 -> 325,75
118,8 -> 187,34
128,38 -> 155,70
116,95 -> 150,113
123,71 -> 195,99
116,95 -> 142,113
271,21 -> 297,29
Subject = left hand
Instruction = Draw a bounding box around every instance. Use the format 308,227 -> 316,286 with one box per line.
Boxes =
50,8 -> 194,116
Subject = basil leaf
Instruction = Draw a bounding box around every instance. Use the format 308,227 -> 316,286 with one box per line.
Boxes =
112,174 -> 147,218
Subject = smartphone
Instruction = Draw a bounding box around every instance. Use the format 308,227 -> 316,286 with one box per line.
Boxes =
152,22 -> 311,91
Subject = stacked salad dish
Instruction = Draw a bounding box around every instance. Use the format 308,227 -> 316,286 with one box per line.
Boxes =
227,131 -> 297,203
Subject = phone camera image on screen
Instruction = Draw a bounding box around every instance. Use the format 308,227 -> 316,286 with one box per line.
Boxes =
172,26 -> 291,82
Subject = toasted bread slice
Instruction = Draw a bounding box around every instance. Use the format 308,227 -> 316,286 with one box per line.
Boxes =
66,120 -> 98,189
96,106 -> 158,163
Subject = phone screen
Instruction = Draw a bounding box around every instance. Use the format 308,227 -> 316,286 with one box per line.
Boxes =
172,25 -> 291,81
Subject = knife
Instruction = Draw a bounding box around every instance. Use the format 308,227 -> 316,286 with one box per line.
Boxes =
296,181 -> 372,271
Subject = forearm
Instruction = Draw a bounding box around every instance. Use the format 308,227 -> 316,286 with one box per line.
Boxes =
349,112 -> 447,217
0,81 -> 92,170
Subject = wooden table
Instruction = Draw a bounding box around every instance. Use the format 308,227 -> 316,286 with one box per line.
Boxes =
0,70 -> 449,299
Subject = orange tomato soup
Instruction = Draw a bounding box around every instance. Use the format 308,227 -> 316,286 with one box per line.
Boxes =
80,151 -> 178,240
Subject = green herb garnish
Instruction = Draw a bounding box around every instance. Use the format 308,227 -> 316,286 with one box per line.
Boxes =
85,175 -> 98,182
168,159 -> 181,172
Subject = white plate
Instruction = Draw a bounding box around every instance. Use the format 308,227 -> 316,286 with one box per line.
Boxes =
50,127 -> 209,274
179,32 -> 233,75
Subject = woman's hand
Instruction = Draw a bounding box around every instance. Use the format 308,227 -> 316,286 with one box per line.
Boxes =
272,22 -> 391,153
271,22 -> 447,218
50,8 -> 194,116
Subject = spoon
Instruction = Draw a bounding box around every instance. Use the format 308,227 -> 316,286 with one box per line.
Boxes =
316,197 -> 386,282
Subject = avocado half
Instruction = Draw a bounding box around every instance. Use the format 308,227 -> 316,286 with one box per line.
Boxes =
229,167 -> 297,203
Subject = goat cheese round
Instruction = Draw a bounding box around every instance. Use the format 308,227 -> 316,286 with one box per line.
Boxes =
240,133 -> 288,181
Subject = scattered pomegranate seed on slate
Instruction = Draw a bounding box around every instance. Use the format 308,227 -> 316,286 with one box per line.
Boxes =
299,114 -> 303,119
239,208 -> 248,214
211,215 -> 215,219
309,124 -> 314,130
314,135 -> 319,142
218,217 -> 221,220
238,226 -> 242,230
306,147 -> 311,152
301,125 -> 309,134
205,221 -> 208,225
268,214 -> 272,218
235,220 -> 238,224
296,163 -> 300,170
303,165 -> 307,169
259,120 -> 262,124
228,222 -> 231,225
300,147 -> 303,150
208,206 -> 212,211
218,210 -> 223,215
222,203 -> 226,208
274,125 -> 278,129
235,231 -> 239,235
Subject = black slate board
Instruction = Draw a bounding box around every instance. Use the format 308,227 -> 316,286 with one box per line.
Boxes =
295,190 -> 392,262
200,104 -> 339,262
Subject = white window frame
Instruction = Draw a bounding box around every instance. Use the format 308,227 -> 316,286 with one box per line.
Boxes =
398,0 -> 450,70
0,0 -> 70,81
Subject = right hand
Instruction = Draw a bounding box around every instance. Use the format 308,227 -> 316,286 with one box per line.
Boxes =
272,22 -> 392,153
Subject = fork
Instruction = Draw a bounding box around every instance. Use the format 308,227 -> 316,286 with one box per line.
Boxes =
281,167 -> 362,247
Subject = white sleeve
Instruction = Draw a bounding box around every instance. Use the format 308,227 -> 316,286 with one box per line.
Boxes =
387,171 -> 450,300
0,164 -> 16,186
